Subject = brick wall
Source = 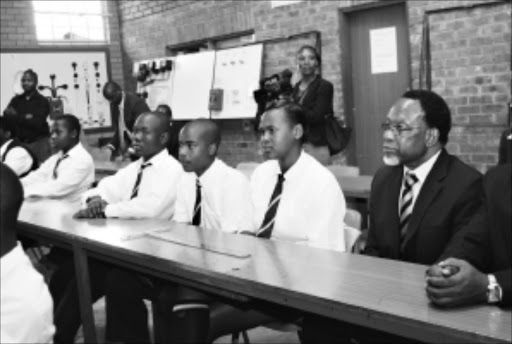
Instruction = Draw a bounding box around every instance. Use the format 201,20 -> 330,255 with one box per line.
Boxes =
0,0 -> 125,145
116,0 -> 511,172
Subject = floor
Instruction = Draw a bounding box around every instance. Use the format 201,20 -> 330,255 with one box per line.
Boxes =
76,298 -> 301,344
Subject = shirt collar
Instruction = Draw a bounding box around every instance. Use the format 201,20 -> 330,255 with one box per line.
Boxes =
198,158 -> 221,185
137,148 -> 169,168
119,92 -> 125,108
0,139 -> 13,156
59,142 -> 83,159
403,149 -> 442,184
269,150 -> 307,182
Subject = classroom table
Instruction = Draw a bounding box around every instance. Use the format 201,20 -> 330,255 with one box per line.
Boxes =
17,199 -> 511,344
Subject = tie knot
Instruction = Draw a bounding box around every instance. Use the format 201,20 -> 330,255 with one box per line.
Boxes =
277,174 -> 285,184
405,172 -> 418,185
141,162 -> 152,170
196,179 -> 201,188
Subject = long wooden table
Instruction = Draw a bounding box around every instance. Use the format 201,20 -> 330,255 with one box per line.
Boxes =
17,200 -> 511,344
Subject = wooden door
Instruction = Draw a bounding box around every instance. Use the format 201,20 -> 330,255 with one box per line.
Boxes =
342,2 -> 411,175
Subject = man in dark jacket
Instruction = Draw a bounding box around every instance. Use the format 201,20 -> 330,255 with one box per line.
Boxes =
102,81 -> 150,160
426,163 -> 511,308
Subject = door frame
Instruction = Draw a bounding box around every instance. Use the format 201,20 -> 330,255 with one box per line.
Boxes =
338,0 -> 412,166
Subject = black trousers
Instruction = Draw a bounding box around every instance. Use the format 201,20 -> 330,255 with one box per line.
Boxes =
301,314 -> 423,344
48,249 -> 111,344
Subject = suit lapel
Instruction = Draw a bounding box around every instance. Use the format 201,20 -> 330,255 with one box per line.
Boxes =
401,150 -> 448,251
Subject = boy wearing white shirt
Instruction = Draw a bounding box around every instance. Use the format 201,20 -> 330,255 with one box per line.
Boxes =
50,111 -> 182,344
105,119 -> 255,343
144,103 -> 347,343
0,116 -> 38,177
21,114 -> 94,202
0,164 -> 55,344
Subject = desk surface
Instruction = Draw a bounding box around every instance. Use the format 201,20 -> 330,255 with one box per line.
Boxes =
17,200 -> 511,343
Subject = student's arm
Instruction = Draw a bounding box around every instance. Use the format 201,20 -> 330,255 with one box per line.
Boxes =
4,147 -> 33,177
23,158 -> 93,198
303,80 -> 334,125
220,173 -> 255,233
306,181 -> 346,252
104,167 -> 181,219
21,157 -> 54,187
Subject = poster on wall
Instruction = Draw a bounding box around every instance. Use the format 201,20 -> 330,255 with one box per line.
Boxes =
370,26 -> 398,74
0,50 -> 111,131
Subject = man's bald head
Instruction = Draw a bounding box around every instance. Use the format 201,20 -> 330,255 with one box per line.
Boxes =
102,81 -> 123,104
182,119 -> 221,147
178,119 -> 221,176
0,163 -> 23,257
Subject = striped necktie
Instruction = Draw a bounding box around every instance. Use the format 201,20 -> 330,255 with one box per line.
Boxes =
192,179 -> 201,226
399,171 -> 419,239
257,174 -> 285,239
130,162 -> 152,199
52,154 -> 69,179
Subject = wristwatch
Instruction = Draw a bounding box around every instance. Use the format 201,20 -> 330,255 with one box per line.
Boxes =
487,274 -> 502,304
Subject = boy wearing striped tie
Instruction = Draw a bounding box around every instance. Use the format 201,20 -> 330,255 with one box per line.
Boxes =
50,111 -> 183,344
21,114 -> 94,202
105,119 -> 255,343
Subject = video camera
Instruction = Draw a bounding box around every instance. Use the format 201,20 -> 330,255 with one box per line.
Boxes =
253,69 -> 293,106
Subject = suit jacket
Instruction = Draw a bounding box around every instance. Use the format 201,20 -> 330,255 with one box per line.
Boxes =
498,128 -> 512,165
364,149 -> 483,265
109,92 -> 150,154
292,77 -> 333,147
441,164 -> 511,307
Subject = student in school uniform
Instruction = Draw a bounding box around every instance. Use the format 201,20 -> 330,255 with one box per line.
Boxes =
0,115 -> 38,177
0,163 -> 55,344
155,103 -> 182,160
104,118 -> 255,343
50,111 -> 183,344
149,102 -> 347,344
21,114 -> 94,202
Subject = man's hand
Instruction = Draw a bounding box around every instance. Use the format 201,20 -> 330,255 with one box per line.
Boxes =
85,196 -> 108,218
425,258 -> 488,307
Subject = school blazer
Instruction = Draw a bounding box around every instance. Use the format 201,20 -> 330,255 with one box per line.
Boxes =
364,149 -> 483,265
441,164 -> 511,307
109,93 -> 150,153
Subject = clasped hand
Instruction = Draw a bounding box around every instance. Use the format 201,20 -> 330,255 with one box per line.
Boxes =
74,196 -> 108,219
425,258 -> 488,307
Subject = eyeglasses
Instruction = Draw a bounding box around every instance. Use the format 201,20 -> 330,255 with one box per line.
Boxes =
381,123 -> 424,136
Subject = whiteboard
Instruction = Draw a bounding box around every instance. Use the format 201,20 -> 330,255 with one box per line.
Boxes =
170,51 -> 215,120
0,50 -> 111,130
211,44 -> 263,120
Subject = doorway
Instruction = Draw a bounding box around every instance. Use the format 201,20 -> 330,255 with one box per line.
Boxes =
340,1 -> 411,175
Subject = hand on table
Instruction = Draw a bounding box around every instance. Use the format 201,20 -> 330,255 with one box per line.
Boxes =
425,258 -> 488,307
80,196 -> 108,218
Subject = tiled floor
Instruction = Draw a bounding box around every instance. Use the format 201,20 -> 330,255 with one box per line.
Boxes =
76,298 -> 300,344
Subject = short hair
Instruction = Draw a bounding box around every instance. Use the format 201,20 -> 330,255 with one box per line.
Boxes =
0,163 -> 24,236
54,114 -> 81,139
0,116 -> 17,137
402,89 -> 452,145
266,101 -> 307,142
23,69 -> 38,84
185,118 -> 221,147
297,45 -> 321,64
156,104 -> 173,119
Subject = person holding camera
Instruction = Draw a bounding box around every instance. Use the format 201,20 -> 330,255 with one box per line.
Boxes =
291,45 -> 334,166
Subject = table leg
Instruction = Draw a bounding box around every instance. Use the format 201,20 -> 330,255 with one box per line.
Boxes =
72,243 -> 98,343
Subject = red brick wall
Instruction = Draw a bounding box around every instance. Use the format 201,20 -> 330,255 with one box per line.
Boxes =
116,0 -> 510,172
0,0 -> 125,144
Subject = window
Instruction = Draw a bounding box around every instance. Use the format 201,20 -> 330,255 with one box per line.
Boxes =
270,0 -> 303,8
32,1 -> 108,43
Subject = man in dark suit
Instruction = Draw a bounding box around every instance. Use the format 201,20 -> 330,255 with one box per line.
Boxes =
498,127 -> 511,165
301,90 -> 483,343
102,81 -> 150,160
426,163 -> 511,308
364,89 -> 482,265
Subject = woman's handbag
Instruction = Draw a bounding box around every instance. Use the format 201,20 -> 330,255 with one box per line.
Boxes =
325,115 -> 352,155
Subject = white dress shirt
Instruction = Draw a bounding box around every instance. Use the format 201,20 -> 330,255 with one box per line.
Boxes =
1,243 -> 55,344
251,151 -> 347,252
174,158 -> 255,233
21,142 -> 94,202
83,149 -> 183,219
400,149 -> 441,215
0,139 -> 33,176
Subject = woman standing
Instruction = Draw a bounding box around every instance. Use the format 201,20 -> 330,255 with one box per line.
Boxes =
3,69 -> 51,163
291,45 -> 334,165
